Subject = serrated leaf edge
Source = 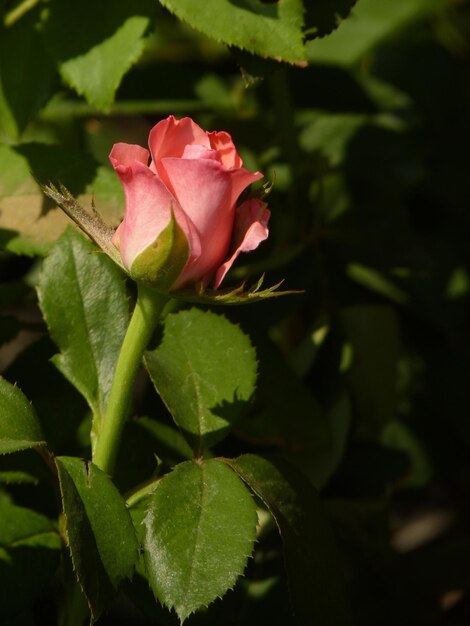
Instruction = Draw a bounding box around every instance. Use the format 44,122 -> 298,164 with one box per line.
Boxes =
142,459 -> 258,623
0,439 -> 47,455
57,17 -> 150,111
56,458 -> 140,623
145,308 -> 258,452
158,0 -> 307,66
55,458 -> 96,622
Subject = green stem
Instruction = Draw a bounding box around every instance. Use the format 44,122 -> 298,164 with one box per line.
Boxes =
93,284 -> 168,475
3,0 -> 40,27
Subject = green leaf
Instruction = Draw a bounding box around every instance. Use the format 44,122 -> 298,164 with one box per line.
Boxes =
0,499 -> 61,617
145,309 -> 257,451
0,9 -> 56,140
44,0 -> 156,110
37,228 -> 129,423
0,377 -> 45,454
307,0 -> 442,66
56,456 -> 139,620
226,454 -> 352,626
158,0 -> 306,65
136,417 -> 194,462
142,458 -> 257,622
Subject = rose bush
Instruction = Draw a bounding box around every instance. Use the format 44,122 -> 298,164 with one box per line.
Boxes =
110,115 -> 270,291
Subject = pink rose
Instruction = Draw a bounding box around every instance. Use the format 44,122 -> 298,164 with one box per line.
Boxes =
109,115 -> 270,291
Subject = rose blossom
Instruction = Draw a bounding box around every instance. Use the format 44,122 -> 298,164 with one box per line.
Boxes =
109,115 -> 270,291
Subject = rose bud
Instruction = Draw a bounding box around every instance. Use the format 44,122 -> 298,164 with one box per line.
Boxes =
109,115 -> 270,292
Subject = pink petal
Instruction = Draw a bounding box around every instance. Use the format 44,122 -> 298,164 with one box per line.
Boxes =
158,156 -> 234,282
182,144 -> 219,161
229,167 -> 263,209
109,142 -> 149,168
208,131 -> 242,169
213,199 -> 270,289
148,116 -> 210,166
110,160 -> 199,272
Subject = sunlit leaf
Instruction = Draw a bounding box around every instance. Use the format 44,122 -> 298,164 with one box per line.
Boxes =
158,0 -> 306,65
145,309 -> 257,451
44,0 -> 156,110
37,229 -> 129,424
143,458 -> 257,622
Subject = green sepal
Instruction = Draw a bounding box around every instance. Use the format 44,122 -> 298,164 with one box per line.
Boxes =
38,181 -> 125,270
175,274 -> 303,305
129,208 -> 189,291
